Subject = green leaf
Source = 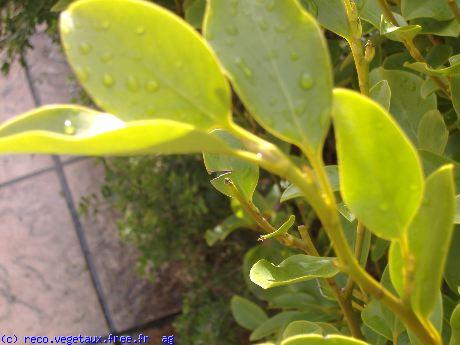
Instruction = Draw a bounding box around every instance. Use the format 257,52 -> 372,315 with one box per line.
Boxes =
250,311 -> 314,341
333,88 -> 424,240
361,300 -> 393,340
370,68 -> 437,143
52,0 -> 76,11
412,18 -> 460,37
0,105 -> 230,155
203,130 -> 259,200
380,15 -> 422,42
359,0 -> 383,29
61,0 -> 231,129
401,0 -> 456,21
419,150 -> 460,191
250,254 -> 339,289
404,61 -> 460,77
306,0 -> 351,38
183,0 -> 206,29
205,215 -> 250,246
282,320 -> 323,339
445,227 -> 460,293
369,80 -> 391,111
417,110 -> 448,154
456,196 -> 460,224
281,334 -> 369,345
451,77 -> 460,118
230,295 -> 268,331
204,0 -> 333,155
408,292 -> 444,345
390,165 -> 455,316
450,303 -> 460,345
426,44 -> 453,68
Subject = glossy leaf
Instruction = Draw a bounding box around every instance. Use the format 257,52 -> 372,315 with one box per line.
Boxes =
183,0 -> 206,29
61,0 -> 231,129
203,130 -> 259,200
380,15 -> 422,42
250,254 -> 339,289
426,44 -> 453,68
412,18 -> 460,37
451,77 -> 460,118
204,0 -> 333,154
390,165 -> 455,317
333,88 -> 424,240
404,61 -> 460,77
361,300 -> 393,340
419,150 -> 460,191
280,165 -> 339,202
369,80 -> 391,111
307,0 -> 350,38
370,68 -> 437,143
359,0 -> 383,29
401,0 -> 457,21
205,215 -> 250,246
282,320 -> 322,339
450,303 -> 460,345
230,295 -> 268,331
281,334 -> 369,345
417,110 -> 448,154
445,227 -> 460,293
0,105 -> 230,155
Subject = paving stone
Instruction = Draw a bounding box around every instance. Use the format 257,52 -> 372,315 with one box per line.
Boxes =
0,171 -> 108,336
64,159 -> 183,332
0,60 -> 53,184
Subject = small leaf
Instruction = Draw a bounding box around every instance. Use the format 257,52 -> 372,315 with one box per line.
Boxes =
419,150 -> 460,191
203,130 -> 259,200
250,254 -> 339,289
282,320 -> 322,339
390,165 -> 456,317
361,300 -> 393,340
401,0 -> 456,21
230,295 -> 268,331
380,15 -> 422,42
0,105 -> 230,155
183,0 -> 206,29
359,0 -> 383,29
404,61 -> 460,77
305,0 -> 351,38
369,80 -> 391,111
61,0 -> 231,129
450,303 -> 460,345
370,68 -> 437,144
204,0 -> 333,155
333,88 -> 424,240
205,215 -> 249,246
417,110 -> 448,154
281,334 -> 369,345
250,311 -> 314,341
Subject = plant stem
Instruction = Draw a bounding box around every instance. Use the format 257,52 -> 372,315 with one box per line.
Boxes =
376,0 -> 451,98
343,222 -> 367,299
448,0 -> 460,23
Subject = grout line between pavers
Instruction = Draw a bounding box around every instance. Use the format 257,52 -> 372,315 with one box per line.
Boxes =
22,56 -> 118,336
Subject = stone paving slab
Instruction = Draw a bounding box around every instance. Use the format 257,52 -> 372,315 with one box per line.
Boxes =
0,171 -> 108,336
64,159 -> 183,332
0,60 -> 53,184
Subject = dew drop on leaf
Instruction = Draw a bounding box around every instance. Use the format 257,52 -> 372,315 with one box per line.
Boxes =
126,76 -> 139,91
103,74 -> 115,87
300,73 -> 314,89
75,67 -> 89,82
64,120 -> 76,135
145,80 -> 159,93
79,42 -> 92,55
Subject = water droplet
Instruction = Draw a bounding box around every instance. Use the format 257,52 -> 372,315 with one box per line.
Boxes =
290,52 -> 299,61
103,74 -> 115,87
300,73 -> 314,89
100,52 -> 113,63
145,80 -> 159,93
75,67 -> 89,82
379,203 -> 389,212
79,42 -> 92,55
126,76 -> 139,91
235,57 -> 253,78
226,25 -> 238,36
136,26 -> 145,35
64,120 -> 76,135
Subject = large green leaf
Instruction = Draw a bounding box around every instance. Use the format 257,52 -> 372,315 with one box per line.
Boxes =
408,292 -> 444,345
361,300 -> 393,340
417,110 -> 448,155
203,130 -> 259,200
306,0 -> 351,38
250,254 -> 339,289
61,0 -> 231,129
230,295 -> 268,331
281,334 -> 369,345
380,16 -> 422,42
370,68 -> 437,143
333,88 -> 424,240
450,303 -> 460,345
369,80 -> 391,111
404,61 -> 460,77
204,0 -> 333,154
401,0 -> 457,21
389,165 -> 455,317
0,105 -> 230,155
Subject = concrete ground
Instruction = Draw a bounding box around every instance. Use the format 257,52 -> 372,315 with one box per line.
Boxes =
0,31 -> 181,341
